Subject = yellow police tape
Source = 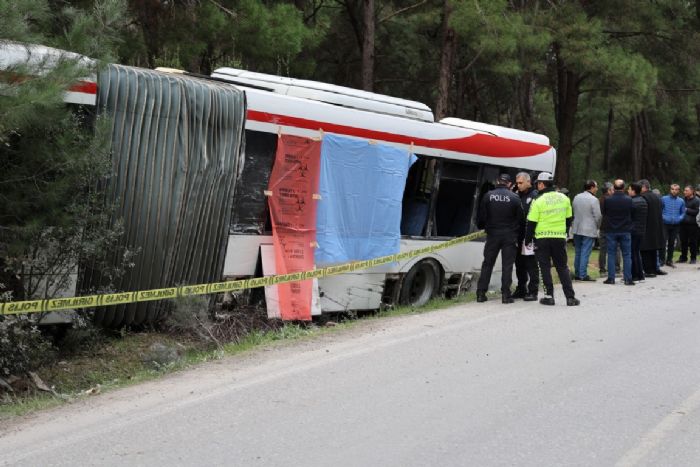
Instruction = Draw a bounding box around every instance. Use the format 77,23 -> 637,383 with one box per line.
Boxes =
0,230 -> 485,316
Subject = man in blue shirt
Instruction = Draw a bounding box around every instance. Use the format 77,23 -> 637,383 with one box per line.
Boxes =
661,184 -> 686,267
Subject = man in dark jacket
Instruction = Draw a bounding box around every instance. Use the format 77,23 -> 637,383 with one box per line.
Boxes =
476,174 -> 524,304
512,172 -> 539,301
678,185 -> 699,264
628,182 -> 648,281
639,179 -> 666,277
601,179 -> 635,285
598,182 -> 621,274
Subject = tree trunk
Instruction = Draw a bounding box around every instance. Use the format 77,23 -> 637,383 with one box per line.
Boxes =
435,0 -> 456,119
585,95 -> 592,179
553,48 -> 581,188
130,0 -> 165,68
640,111 -> 652,178
630,111 -> 651,181
603,107 -> 614,172
630,115 -> 642,181
517,73 -> 536,131
361,0 -> 375,91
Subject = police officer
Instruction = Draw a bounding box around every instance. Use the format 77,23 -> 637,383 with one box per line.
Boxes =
476,174 -> 523,304
524,172 -> 580,306
513,171 -> 539,301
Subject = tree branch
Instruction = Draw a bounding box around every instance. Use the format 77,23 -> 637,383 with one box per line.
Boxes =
209,0 -> 237,18
304,0 -> 326,23
603,30 -> 673,41
378,0 -> 427,23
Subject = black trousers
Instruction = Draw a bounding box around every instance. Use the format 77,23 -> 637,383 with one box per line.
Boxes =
515,244 -> 539,294
534,237 -> 575,299
641,249 -> 659,274
631,234 -> 644,280
662,224 -> 680,263
679,224 -> 699,261
477,233 -> 517,294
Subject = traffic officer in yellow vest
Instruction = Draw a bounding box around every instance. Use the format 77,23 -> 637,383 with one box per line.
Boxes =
524,172 -> 580,306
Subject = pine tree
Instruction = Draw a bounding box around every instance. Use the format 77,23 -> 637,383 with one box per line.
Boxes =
0,0 -> 131,301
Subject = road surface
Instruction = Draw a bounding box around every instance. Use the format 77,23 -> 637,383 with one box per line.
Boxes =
2,265 -> 699,466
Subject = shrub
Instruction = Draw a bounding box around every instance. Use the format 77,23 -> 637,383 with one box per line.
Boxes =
0,317 -> 55,377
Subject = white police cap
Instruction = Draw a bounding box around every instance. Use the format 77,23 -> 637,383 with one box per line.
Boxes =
536,172 -> 553,182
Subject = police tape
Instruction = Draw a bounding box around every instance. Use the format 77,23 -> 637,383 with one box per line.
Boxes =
1,230 -> 486,316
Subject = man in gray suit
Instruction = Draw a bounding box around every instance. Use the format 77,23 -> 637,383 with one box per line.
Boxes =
571,180 -> 601,281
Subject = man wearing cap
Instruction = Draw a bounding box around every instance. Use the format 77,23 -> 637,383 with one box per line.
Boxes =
524,172 -> 580,306
475,174 -> 523,304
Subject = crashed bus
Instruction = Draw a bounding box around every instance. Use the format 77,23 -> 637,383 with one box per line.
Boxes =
1,42 -> 556,326
210,68 -> 556,318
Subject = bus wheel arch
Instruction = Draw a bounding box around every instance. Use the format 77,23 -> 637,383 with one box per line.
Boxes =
398,259 -> 443,307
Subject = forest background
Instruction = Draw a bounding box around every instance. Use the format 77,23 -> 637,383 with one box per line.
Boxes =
1,0 -> 699,302
4,0 -> 699,188
112,0 -> 700,189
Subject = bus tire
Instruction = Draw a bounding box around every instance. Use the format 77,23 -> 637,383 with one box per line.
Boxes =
399,259 -> 441,307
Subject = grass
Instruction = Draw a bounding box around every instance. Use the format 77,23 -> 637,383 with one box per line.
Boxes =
0,290 -> 479,421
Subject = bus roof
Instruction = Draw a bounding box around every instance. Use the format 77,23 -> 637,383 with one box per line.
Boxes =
0,41 -> 96,105
212,67 -> 435,123
440,118 -> 550,146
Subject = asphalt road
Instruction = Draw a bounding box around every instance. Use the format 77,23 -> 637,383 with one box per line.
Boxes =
2,265 -> 700,466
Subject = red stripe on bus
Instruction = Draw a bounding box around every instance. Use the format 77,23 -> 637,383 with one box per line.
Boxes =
247,110 -> 550,158
68,81 -> 97,94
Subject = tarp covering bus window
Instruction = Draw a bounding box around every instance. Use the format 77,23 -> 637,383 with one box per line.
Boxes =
315,134 -> 416,265
83,65 -> 246,327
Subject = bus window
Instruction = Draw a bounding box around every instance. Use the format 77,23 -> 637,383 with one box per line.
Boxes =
230,130 -> 277,234
400,156 -> 433,236
434,161 -> 480,237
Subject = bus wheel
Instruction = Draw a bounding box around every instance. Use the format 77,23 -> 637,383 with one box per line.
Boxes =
399,260 -> 441,307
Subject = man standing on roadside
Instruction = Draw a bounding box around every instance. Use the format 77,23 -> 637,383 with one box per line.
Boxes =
660,184 -> 685,268
628,182 -> 648,281
525,172 -> 579,306
571,180 -> 601,281
598,182 -> 621,275
601,179 -> 635,285
476,174 -> 523,304
678,185 -> 699,264
512,172 -> 539,301
639,180 -> 666,277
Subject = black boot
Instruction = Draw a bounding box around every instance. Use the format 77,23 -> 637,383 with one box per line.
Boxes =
476,291 -> 488,303
511,288 -> 526,299
502,293 -> 514,304
566,297 -> 580,306
539,295 -> 555,306
523,292 -> 538,301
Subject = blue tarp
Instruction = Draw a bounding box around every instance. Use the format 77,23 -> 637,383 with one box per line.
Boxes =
315,134 -> 416,265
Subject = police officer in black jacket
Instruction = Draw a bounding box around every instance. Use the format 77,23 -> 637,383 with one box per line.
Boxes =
476,174 -> 524,304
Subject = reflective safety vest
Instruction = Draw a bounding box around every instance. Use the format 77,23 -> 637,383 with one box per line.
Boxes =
527,191 -> 572,239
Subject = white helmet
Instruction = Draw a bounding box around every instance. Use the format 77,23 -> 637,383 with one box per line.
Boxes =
536,172 -> 553,182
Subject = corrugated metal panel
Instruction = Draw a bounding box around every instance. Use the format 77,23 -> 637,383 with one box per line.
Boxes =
86,64 -> 245,327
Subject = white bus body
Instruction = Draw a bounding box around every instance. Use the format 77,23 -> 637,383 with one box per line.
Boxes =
212,67 -> 556,312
